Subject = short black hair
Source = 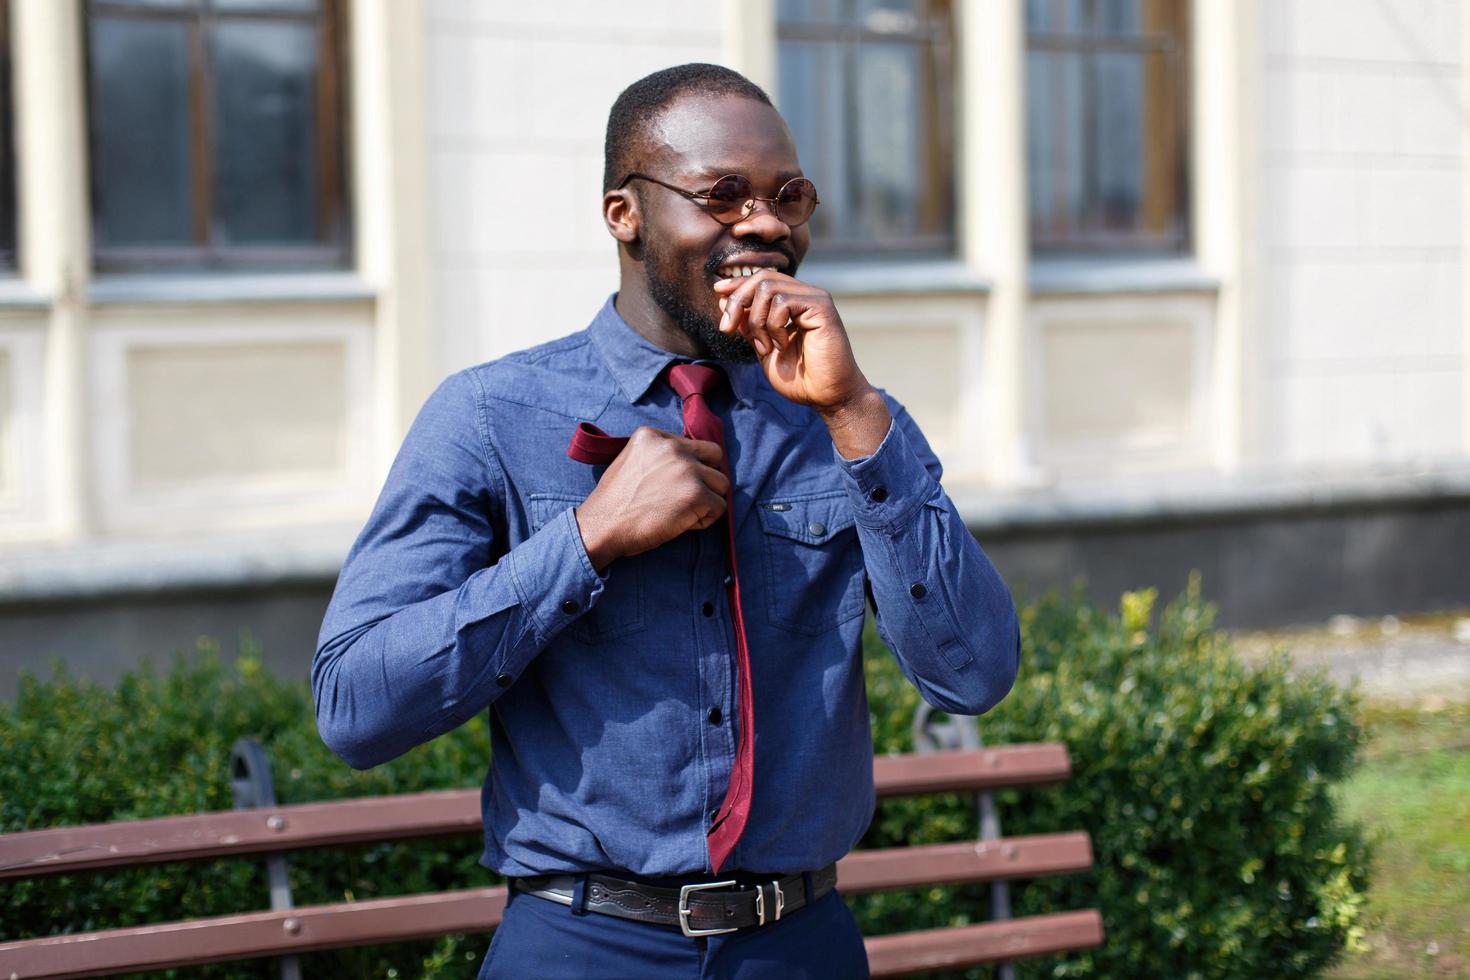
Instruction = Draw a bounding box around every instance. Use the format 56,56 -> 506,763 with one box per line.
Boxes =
603,64 -> 773,192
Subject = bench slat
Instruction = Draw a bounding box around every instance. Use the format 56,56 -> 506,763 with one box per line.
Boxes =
873,743 -> 1071,797
0,744 -> 1072,879
0,887 -> 509,979
0,789 -> 483,880
837,833 -> 1093,893
865,910 -> 1105,977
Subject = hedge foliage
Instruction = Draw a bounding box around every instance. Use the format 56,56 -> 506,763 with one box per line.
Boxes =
2,579 -> 1369,978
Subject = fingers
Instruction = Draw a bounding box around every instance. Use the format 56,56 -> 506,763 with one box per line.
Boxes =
697,461 -> 730,499
718,273 -> 776,356
744,285 -> 785,355
685,436 -> 724,470
681,437 -> 729,497
717,272 -> 822,357
690,487 -> 728,530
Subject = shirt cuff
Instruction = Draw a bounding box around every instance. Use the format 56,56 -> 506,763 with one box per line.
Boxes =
835,417 -> 939,532
505,505 -> 607,643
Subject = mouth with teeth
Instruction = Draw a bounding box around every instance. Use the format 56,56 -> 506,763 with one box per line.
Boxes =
715,262 -> 778,279
707,250 -> 795,285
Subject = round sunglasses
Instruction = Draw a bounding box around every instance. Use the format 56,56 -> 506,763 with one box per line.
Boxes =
617,172 -> 820,228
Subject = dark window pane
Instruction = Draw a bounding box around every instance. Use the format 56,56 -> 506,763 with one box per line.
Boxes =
1026,50 -> 1085,240
88,15 -> 194,246
1026,0 -> 1087,33
210,19 -> 319,243
853,0 -> 920,32
854,43 -> 922,241
777,0 -> 836,25
1095,51 -> 1143,232
780,39 -> 850,243
1096,0 -> 1142,34
97,0 -> 198,9
210,0 -> 319,12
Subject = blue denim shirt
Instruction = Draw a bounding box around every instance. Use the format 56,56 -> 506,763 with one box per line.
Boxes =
314,296 -> 1020,878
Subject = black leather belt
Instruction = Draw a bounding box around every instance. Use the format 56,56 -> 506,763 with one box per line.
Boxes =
511,864 -> 839,937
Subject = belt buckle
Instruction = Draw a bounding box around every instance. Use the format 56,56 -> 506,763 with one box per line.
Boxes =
678,880 -> 740,937
755,880 -> 785,926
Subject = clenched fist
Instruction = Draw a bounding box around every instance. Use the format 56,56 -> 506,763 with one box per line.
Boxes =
573,426 -> 728,572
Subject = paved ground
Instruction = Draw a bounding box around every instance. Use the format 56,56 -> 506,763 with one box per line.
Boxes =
1232,610 -> 1470,704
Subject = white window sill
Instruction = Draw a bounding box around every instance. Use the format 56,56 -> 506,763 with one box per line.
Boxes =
0,524 -> 359,602
0,276 -> 52,311
1029,256 -> 1219,296
949,459 -> 1470,533
798,259 -> 991,297
88,271 -> 377,307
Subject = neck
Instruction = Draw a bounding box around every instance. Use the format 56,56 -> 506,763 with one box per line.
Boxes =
614,280 -> 708,360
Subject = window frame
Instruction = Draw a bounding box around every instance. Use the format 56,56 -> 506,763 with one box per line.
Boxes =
776,0 -> 957,259
1026,0 -> 1191,255
82,0 -> 351,273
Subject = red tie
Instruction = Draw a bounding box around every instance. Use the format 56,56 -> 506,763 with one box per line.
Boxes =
566,363 -> 755,874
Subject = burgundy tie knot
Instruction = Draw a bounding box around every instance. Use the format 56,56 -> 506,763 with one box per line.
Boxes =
669,362 -> 726,402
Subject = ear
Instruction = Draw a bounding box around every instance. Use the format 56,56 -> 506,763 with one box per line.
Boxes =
603,189 -> 641,245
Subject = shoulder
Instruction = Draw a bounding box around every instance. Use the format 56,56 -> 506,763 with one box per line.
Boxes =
459,331 -> 614,421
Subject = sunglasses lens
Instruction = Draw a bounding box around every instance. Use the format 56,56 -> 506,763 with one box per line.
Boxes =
705,175 -> 754,221
777,178 -> 818,226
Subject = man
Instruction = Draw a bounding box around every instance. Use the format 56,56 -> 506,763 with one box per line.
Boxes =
314,64 -> 1020,978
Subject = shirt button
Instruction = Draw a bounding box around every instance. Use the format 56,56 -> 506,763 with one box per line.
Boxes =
723,574 -> 733,588
808,521 -> 826,537
495,673 -> 513,688
560,599 -> 580,615
910,582 -> 927,599
870,486 -> 888,503
707,706 -> 723,725
702,601 -> 715,617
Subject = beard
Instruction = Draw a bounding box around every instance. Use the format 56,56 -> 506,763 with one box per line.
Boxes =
644,240 -> 758,363
646,236 -> 805,364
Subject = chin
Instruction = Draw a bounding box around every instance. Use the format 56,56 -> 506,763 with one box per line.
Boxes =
688,317 -> 758,363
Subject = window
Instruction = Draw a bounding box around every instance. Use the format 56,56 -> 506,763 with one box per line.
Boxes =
84,0 -> 348,270
1026,0 -> 1188,253
777,0 -> 955,256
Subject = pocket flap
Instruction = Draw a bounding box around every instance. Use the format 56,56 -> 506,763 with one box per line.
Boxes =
755,490 -> 856,545
528,492 -> 587,531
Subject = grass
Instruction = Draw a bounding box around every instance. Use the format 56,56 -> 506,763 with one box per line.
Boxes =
1328,700 -> 1470,979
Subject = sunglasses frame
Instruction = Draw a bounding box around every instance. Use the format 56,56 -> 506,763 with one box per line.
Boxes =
616,172 -> 820,228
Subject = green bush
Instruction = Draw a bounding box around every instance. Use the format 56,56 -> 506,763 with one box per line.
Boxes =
1,581 -> 1369,978
0,641 -> 493,978
857,576 -> 1371,978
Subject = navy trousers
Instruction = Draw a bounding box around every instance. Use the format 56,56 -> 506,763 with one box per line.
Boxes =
477,882 -> 871,979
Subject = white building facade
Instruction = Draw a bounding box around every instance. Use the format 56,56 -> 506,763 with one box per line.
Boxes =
2,0 -> 1468,685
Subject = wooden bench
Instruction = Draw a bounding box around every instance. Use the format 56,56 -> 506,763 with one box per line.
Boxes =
0,740 -> 1102,978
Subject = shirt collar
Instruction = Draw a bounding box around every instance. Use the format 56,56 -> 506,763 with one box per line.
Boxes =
588,294 -> 762,407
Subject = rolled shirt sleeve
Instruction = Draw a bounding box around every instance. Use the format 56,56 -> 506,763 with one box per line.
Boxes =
834,399 -> 1020,715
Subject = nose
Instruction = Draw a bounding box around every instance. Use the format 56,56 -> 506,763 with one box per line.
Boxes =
728,199 -> 790,243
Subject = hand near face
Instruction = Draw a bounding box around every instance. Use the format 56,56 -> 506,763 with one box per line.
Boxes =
713,271 -> 892,458
712,271 -> 865,410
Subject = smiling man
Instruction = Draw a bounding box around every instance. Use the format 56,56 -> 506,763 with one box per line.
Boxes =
313,64 -> 1020,978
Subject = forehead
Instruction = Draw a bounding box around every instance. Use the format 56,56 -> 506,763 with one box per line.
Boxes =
648,93 -> 803,185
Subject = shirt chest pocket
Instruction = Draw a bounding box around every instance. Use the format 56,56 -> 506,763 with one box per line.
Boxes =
756,490 -> 866,636
528,492 -> 646,644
